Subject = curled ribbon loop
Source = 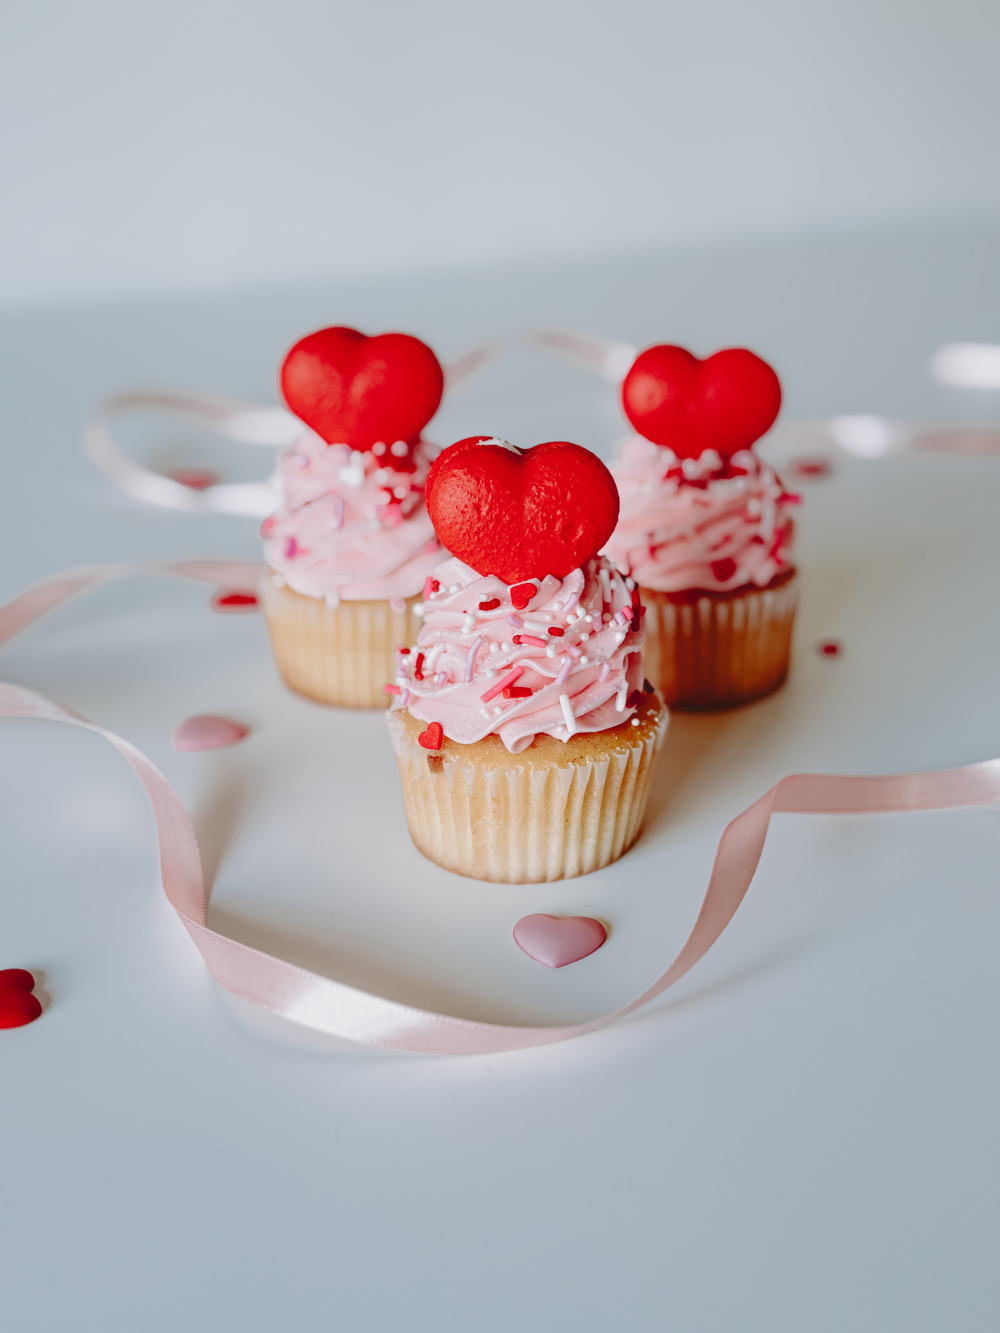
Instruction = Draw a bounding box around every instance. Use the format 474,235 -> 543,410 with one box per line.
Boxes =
3,563 -> 999,1055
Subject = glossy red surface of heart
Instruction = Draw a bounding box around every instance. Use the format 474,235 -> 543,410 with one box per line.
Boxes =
0,969 -> 42,1029
621,345 -> 781,459
280,326 -> 444,452
425,438 -> 620,584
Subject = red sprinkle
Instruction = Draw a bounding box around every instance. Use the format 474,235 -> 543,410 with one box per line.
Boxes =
418,721 -> 444,751
478,597 -> 501,611
399,647 -> 411,655
503,686 -> 533,699
384,683 -> 401,694
547,627 -> 564,636
414,652 -> 425,681
711,558 -> 737,583
510,582 -> 536,611
630,587 -> 640,609
790,456 -> 832,480
512,634 -> 547,648
211,591 -> 258,614
481,666 -> 525,702
818,639 -> 842,656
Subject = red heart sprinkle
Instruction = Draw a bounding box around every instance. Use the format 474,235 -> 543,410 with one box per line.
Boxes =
622,345 -> 781,459
0,969 -> 42,1029
418,721 -> 443,751
478,598 -> 501,612
426,438 -> 620,585
211,591 -> 258,614
510,582 -> 536,610
280,326 -> 444,455
512,915 -> 607,969
710,557 -> 737,583
169,468 -> 219,490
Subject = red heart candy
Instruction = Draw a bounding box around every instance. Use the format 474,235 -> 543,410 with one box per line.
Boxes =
280,326 -> 444,455
211,591 -> 258,613
512,914 -> 607,968
425,438 -> 620,585
621,345 -> 781,459
0,969 -> 42,1029
418,721 -> 443,751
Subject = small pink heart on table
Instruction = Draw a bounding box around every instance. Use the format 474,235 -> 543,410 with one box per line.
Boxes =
0,969 -> 43,1029
513,914 -> 607,969
173,715 -> 249,753
169,467 -> 219,491
211,591 -> 258,614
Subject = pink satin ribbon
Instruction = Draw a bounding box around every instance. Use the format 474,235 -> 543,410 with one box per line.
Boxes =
3,561 -> 999,1055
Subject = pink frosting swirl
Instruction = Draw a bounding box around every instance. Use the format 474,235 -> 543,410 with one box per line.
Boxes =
396,555 -> 645,754
604,436 -> 799,594
263,429 -> 442,602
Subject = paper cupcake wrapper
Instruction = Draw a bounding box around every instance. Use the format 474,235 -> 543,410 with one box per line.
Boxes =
259,573 -> 421,709
641,571 -> 799,711
387,691 -> 668,883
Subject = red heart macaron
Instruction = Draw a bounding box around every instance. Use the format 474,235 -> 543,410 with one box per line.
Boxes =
280,326 -> 444,459
425,437 -> 620,585
0,969 -> 42,1029
622,345 -> 781,459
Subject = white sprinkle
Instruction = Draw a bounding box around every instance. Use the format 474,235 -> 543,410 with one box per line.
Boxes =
390,440 -> 409,457
625,577 -> 635,591
615,682 -> 627,711
480,708 -> 491,717
492,706 -> 503,715
485,668 -> 497,678
324,589 -> 340,609
584,614 -> 593,623
580,633 -> 589,641
449,584 -> 461,593
546,646 -> 556,657
500,641 -> 511,652
613,631 -> 626,644
272,574 -> 286,588
580,656 -> 589,665
599,567 -> 611,603
559,693 -> 577,736
631,718 -> 640,726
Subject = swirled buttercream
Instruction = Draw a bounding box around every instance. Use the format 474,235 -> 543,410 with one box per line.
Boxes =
397,556 -> 645,754
604,436 -> 799,594
263,430 -> 442,602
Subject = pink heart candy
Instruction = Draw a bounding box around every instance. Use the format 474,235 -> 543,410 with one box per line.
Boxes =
173,714 -> 249,753
512,914 -> 607,969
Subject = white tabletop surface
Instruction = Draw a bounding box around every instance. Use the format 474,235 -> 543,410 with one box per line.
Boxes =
2,221 -> 1000,1332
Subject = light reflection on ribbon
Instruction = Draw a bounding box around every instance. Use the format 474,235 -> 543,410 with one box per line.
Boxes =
3,562 -> 999,1055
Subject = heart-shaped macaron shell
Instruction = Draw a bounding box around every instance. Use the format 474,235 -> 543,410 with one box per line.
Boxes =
512,915 -> 607,968
425,437 -> 620,585
622,345 -> 781,459
0,969 -> 43,1029
280,326 -> 444,456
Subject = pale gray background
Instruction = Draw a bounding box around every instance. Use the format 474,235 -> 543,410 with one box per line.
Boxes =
2,4 -> 1000,1333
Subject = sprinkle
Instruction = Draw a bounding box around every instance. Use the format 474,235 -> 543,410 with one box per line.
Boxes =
584,614 -> 593,624
598,663 -> 610,683
613,631 -> 626,644
423,576 -> 436,600
384,683 -> 401,695
819,639 -> 843,656
492,706 -> 503,716
545,646 -> 556,657
554,657 -> 573,686
522,620 -> 549,632
579,633 -> 589,641
399,647 -> 411,655
513,634 -> 547,648
559,694 -> 577,736
400,689 -> 410,708
615,682 -> 627,711
547,627 -> 564,637
478,597 -> 501,611
580,656 -> 589,665
489,642 -> 498,653
449,583 -> 461,593
464,635 -> 484,681
565,645 -> 582,659
500,641 -> 511,652
481,666 -> 524,702
436,672 -> 447,685
272,574 -> 286,588
506,615 -> 523,629
414,653 -> 425,681
503,686 -> 532,698
390,596 -> 406,613
631,718 -> 640,727
599,568 -> 611,603
625,577 -> 635,591
373,442 -> 387,455
510,582 -> 536,611
480,708 -> 490,717
390,440 -> 409,457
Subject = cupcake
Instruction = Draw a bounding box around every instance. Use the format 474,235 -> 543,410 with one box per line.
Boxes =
258,325 -> 446,708
604,344 -> 799,711
386,436 -> 668,884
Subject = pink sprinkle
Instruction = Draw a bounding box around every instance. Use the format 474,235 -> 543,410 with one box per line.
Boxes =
260,516 -> 277,538
333,495 -> 345,527
779,492 -> 802,504
384,683 -> 401,695
515,634 -> 547,648
554,658 -> 573,686
436,672 -> 447,686
390,596 -> 406,613
565,645 -> 582,659
506,615 -> 523,628
598,662 -> 610,683
400,689 -> 410,707
170,467 -> 218,491
464,635 -> 484,682
423,576 -> 435,600
284,536 -> 300,559
481,666 -> 524,703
